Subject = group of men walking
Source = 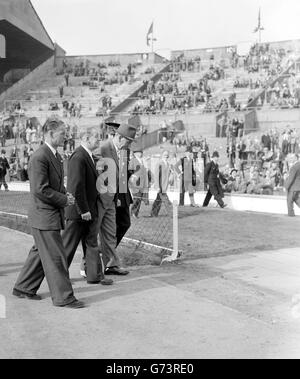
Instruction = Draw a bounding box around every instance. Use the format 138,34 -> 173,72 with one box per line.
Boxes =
13,117 -> 136,309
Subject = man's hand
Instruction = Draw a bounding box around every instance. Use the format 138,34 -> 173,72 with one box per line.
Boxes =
67,193 -> 75,206
81,212 -> 92,221
96,158 -> 106,173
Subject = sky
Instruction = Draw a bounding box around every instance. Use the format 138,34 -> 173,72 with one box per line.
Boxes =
31,0 -> 300,57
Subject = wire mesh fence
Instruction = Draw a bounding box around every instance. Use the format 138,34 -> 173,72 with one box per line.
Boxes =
0,191 -> 30,216
118,195 -> 179,265
0,190 -> 181,266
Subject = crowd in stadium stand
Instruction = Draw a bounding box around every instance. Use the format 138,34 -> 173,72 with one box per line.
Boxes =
265,79 -> 300,109
59,58 -> 139,85
244,43 -> 285,73
132,64 -> 226,115
169,55 -> 225,79
224,126 -> 300,195
1,40 -> 300,197
233,77 -> 266,89
170,56 -> 202,72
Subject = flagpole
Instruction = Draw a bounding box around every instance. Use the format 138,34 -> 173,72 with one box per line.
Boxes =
151,21 -> 154,53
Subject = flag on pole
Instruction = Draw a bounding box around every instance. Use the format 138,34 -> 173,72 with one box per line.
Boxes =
254,8 -> 264,33
147,22 -> 153,46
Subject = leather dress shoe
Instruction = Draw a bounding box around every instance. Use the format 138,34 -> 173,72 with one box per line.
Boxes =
87,275 -> 114,286
87,278 -> 114,285
80,270 -> 87,278
13,289 -> 42,301
62,300 -> 86,309
100,278 -> 114,286
105,267 -> 129,276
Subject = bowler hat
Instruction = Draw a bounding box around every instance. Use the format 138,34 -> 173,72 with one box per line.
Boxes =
212,151 -> 220,158
105,122 -> 121,129
117,124 -> 137,141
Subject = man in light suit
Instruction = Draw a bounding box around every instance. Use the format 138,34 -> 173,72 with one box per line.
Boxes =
62,127 -> 112,285
151,150 -> 173,217
97,123 -> 137,276
129,148 -> 150,218
174,146 -> 198,207
13,116 -> 85,309
285,154 -> 300,217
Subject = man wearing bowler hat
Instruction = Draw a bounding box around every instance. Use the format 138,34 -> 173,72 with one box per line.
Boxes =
96,122 -> 137,276
203,151 -> 227,209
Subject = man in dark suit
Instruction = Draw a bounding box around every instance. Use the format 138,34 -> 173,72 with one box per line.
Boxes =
0,149 -> 10,191
285,154 -> 300,217
97,123 -> 137,276
61,127 -> 112,285
13,116 -> 85,309
203,151 -> 227,209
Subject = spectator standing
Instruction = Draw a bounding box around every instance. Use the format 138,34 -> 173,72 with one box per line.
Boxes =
59,85 -> 64,98
65,73 -> 70,87
285,154 -> 300,217
129,149 -> 150,218
0,126 -> 6,147
0,149 -> 10,191
151,151 -> 173,217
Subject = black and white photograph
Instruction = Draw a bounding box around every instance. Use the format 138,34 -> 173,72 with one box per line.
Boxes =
1,0 -> 300,362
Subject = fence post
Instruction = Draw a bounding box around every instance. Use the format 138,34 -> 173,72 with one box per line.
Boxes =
161,199 -> 179,264
172,200 -> 179,260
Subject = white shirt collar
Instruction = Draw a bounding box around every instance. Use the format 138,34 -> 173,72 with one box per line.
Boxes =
112,140 -> 119,154
81,143 -> 94,161
45,142 -> 57,157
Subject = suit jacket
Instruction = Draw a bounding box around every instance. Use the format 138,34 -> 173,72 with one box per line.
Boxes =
65,146 -> 99,221
129,157 -> 149,193
0,156 -> 9,176
154,161 -> 172,193
99,140 -> 133,209
28,144 -> 68,231
175,157 -> 196,187
204,161 -> 220,185
285,161 -> 300,193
